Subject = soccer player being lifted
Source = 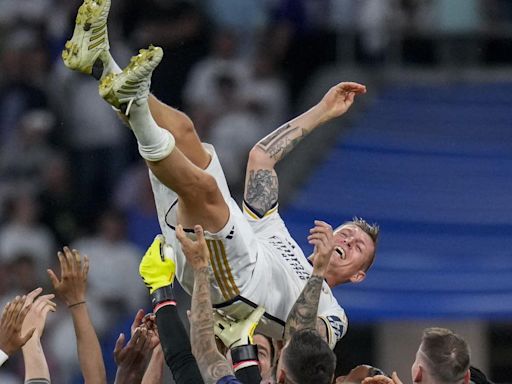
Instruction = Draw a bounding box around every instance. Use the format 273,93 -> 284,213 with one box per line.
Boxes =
62,0 -> 379,348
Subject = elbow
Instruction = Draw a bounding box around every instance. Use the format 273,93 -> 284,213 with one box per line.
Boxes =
248,145 -> 275,169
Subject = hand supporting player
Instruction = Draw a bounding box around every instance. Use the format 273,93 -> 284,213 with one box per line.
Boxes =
214,306 -> 265,349
362,372 -> 403,384
175,224 -> 210,270
139,235 -> 176,294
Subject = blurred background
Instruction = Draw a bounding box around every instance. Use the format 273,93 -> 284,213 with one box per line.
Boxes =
0,0 -> 511,382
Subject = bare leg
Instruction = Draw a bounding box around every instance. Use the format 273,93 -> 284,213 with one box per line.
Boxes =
148,95 -> 210,169
99,47 -> 229,232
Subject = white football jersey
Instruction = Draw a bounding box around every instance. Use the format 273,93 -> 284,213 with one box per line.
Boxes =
149,144 -> 347,347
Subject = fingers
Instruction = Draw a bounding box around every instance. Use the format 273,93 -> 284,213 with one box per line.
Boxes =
308,221 -> 333,244
194,225 -> 205,244
47,269 -> 60,288
391,372 -> 403,384
336,82 -> 367,94
63,247 -> 76,275
114,332 -> 126,356
246,306 -> 265,325
71,248 -> 82,272
12,296 -> 27,324
131,309 -> 145,334
57,251 -> 69,277
25,288 -> 43,306
82,255 -> 90,278
175,224 -> 186,244
33,295 -> 57,316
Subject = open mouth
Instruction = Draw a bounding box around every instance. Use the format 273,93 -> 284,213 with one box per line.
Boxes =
335,246 -> 346,260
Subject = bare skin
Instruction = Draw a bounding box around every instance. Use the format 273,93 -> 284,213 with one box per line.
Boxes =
284,221 -> 334,342
176,225 -> 234,384
139,82 -> 366,235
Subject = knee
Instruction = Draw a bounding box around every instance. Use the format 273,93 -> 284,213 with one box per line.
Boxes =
174,113 -> 197,142
188,171 -> 221,203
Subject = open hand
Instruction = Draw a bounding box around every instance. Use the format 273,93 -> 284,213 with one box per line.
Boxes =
176,224 -> 210,270
0,295 -> 35,355
47,247 -> 89,307
22,293 -> 56,338
114,327 -> 153,383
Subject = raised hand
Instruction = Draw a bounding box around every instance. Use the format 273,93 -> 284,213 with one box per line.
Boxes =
0,295 -> 35,355
47,246 -> 89,307
139,235 -> 176,294
214,306 -> 265,349
130,309 -> 159,350
308,220 -> 335,276
22,293 -> 57,338
362,372 -> 403,384
175,224 -> 210,270
114,328 -> 153,384
319,82 -> 367,121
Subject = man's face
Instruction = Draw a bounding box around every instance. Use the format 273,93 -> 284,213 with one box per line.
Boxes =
254,334 -> 273,380
322,224 -> 375,287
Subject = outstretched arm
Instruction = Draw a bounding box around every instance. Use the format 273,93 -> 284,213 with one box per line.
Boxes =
176,225 -> 233,384
0,294 -> 35,366
244,82 -> 366,216
21,291 -> 57,383
284,221 -> 334,343
47,247 -> 107,384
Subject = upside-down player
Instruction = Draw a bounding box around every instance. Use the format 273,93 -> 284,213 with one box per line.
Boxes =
61,0 -> 379,348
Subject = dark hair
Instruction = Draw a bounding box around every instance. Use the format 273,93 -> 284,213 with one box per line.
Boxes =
283,329 -> 336,384
421,327 -> 470,384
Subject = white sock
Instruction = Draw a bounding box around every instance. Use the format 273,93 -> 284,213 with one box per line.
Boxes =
128,101 -> 175,162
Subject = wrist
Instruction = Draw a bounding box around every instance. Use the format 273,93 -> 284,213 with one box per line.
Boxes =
312,103 -> 331,124
151,286 -> 175,308
68,301 -> 86,309
312,268 -> 327,278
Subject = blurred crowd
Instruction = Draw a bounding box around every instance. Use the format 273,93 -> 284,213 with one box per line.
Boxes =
1,0 -> 512,382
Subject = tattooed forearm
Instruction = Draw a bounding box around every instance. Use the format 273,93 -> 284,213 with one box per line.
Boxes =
244,169 -> 279,216
190,267 -> 233,383
284,275 -> 324,342
257,123 -> 309,162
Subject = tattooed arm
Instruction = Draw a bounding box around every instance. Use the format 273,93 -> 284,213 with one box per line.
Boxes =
284,221 -> 334,343
244,82 -> 366,216
176,225 -> 234,384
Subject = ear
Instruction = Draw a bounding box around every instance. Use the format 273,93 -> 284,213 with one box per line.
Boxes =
277,369 -> 286,384
349,270 -> 366,283
463,369 -> 471,384
413,365 -> 423,383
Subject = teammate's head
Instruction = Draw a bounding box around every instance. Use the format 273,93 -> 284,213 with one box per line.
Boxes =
412,327 -> 470,384
320,217 -> 379,287
276,329 -> 336,384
